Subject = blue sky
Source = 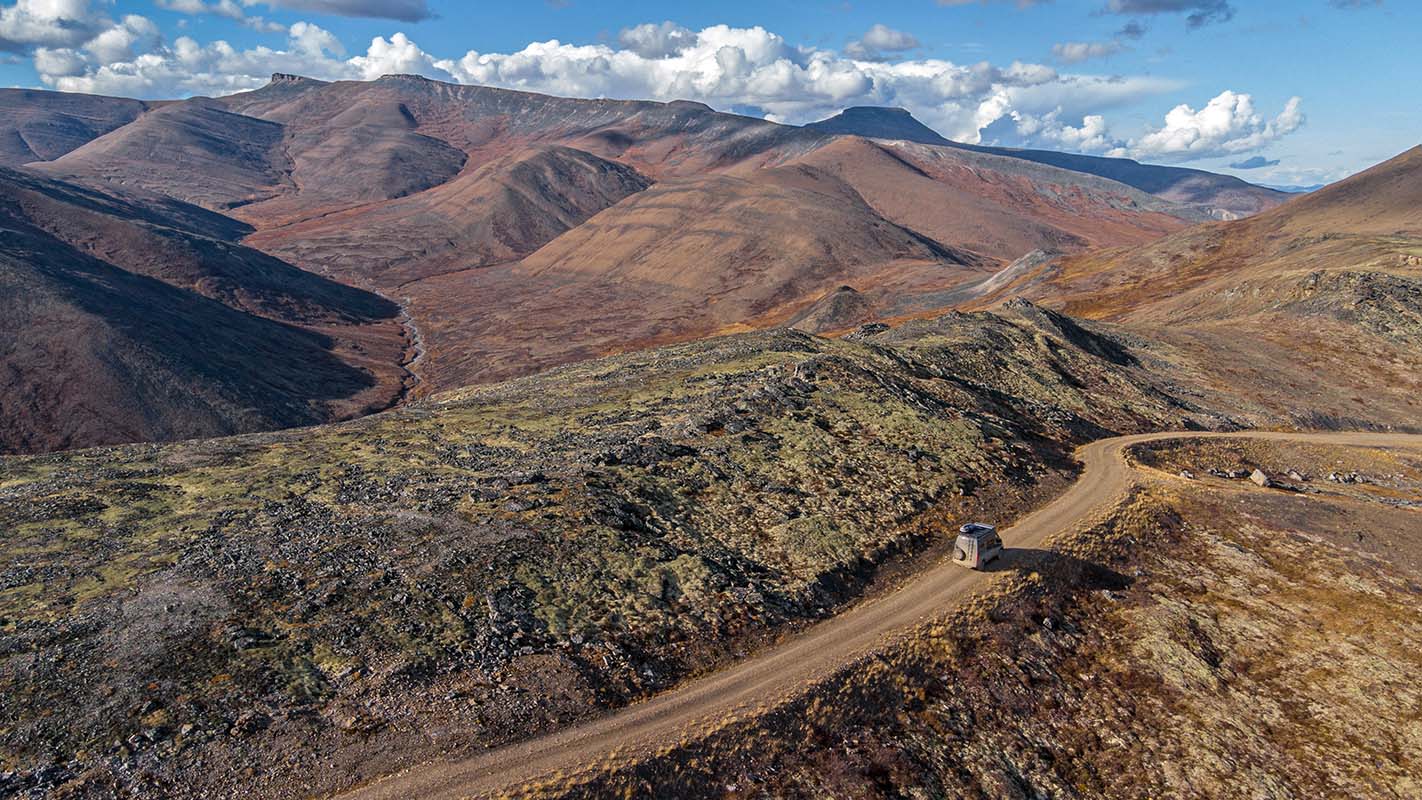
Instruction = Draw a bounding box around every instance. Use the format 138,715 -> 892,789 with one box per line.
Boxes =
1,0 -> 1416,186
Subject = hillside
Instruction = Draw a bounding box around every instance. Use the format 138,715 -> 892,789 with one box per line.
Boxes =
0,304 -> 1229,798
0,169 -> 407,454
0,88 -> 148,167
962,145 -> 1422,428
219,74 -> 824,184
785,136 -> 1195,260
400,164 -> 989,387
245,145 -> 652,287
976,145 -> 1422,319
32,99 -> 293,210
807,106 -> 1288,219
382,133 -> 1210,391
0,79 -> 1369,439
558,437 -> 1422,799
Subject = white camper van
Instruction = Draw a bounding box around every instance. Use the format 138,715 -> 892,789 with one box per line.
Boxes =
952,523 -> 1003,570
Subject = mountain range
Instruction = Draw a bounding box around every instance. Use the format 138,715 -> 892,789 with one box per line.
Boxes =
0,74 -> 1389,455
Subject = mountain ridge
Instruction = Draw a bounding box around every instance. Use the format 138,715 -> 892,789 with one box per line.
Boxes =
807,105 -> 1288,218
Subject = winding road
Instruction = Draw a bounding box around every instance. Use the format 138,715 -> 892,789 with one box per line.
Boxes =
335,430 -> 1422,800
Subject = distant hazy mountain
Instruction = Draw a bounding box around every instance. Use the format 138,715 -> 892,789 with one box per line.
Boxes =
1261,183 -> 1327,193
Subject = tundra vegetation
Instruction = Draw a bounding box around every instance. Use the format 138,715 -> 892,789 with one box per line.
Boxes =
535,440 -> 1422,799
2,306 -> 1214,798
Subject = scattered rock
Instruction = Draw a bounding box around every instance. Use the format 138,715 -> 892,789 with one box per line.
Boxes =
228,710 -> 269,737
1250,469 -> 1273,488
844,322 -> 890,340
224,625 -> 278,651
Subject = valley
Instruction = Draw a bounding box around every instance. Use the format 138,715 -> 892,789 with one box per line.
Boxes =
1,73 -> 1260,442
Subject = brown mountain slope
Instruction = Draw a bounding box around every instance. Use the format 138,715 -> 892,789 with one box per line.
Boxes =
0,170 -> 407,454
0,230 -> 375,454
16,76 -> 825,246
787,285 -> 878,333
220,74 -> 824,185
977,145 -> 1422,321
781,136 -> 1194,262
244,145 -> 652,286
401,164 -> 987,388
960,145 -> 1422,428
382,135 -> 1202,393
1,79 -> 1259,429
806,106 -> 1288,219
0,88 -> 148,166
1,168 -> 394,322
244,95 -> 467,220
31,99 -> 293,210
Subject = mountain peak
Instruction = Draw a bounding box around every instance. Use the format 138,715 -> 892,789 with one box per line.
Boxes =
804,106 -> 951,146
838,106 -> 914,117
665,99 -> 714,113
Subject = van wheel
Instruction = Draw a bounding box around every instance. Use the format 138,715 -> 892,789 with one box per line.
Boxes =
954,546 -> 968,561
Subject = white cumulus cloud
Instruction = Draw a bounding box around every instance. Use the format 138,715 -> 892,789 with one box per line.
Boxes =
1130,91 -> 1304,160
82,14 -> 160,64
1004,90 -> 1304,162
22,19 -> 1304,164
617,21 -> 694,59
349,30 -> 449,80
0,0 -> 109,52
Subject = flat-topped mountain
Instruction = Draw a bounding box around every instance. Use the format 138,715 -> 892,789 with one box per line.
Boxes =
805,106 -> 950,144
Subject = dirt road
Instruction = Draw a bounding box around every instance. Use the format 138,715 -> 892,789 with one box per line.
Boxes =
334,430 -> 1422,800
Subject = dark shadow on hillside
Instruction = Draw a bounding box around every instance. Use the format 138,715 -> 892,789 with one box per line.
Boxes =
981,547 -> 1133,591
